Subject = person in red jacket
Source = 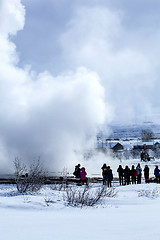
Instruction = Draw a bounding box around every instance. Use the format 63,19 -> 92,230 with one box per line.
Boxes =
80,167 -> 88,185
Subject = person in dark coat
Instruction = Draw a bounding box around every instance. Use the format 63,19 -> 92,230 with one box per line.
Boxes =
146,153 -> 150,161
73,164 -> 81,185
124,166 -> 130,185
136,163 -> 142,184
130,165 -> 136,184
104,166 -> 113,187
154,165 -> 160,183
140,152 -> 145,161
144,165 -> 149,183
117,165 -> 124,185
101,163 -> 107,185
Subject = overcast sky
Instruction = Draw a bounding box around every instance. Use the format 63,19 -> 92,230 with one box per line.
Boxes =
15,0 -> 160,74
14,0 -> 160,123
0,0 -> 160,172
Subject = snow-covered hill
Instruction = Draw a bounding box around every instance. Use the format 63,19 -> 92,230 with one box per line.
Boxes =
109,122 -> 160,139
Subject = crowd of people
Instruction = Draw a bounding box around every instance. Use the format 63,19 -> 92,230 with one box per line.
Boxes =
116,164 -> 148,185
73,163 -> 160,186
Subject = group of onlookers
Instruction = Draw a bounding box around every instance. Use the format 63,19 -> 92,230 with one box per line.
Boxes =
73,163 -> 160,186
73,164 -> 88,185
101,164 -> 113,187
116,164 -> 160,185
102,163 -> 146,186
117,164 -> 149,185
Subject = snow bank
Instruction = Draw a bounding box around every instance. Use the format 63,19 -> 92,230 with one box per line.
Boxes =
0,183 -> 160,240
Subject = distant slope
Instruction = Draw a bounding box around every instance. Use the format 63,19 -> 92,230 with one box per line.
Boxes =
109,123 -> 160,139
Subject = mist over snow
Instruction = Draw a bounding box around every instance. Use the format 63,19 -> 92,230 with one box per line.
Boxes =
1,0 -> 160,173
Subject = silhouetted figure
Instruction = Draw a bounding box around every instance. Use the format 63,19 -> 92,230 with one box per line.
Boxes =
124,166 -> 130,185
144,165 -> 149,183
130,165 -> 136,184
146,153 -> 150,161
101,163 -> 107,185
80,167 -> 88,185
136,163 -> 142,184
104,166 -> 113,187
154,165 -> 160,183
140,152 -> 145,161
73,164 -> 81,185
117,165 -> 124,185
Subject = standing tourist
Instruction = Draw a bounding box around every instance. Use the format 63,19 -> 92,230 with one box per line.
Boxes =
117,165 -> 124,185
154,165 -> 160,183
101,163 -> 107,185
130,165 -> 136,184
73,164 -> 81,185
124,166 -> 130,185
104,166 -> 113,187
144,165 -> 149,183
80,167 -> 88,185
136,163 -> 142,184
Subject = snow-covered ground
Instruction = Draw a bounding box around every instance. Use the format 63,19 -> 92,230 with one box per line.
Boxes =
1,181 -> 160,240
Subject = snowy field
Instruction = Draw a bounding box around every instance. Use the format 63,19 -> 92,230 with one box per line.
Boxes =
1,180 -> 160,240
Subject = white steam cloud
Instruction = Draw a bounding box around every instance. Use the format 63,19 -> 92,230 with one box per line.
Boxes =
60,6 -> 160,123
1,0 -> 160,174
0,0 -> 112,173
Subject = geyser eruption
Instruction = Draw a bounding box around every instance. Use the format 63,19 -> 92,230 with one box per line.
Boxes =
0,0 -> 111,174
2,0 -> 159,175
